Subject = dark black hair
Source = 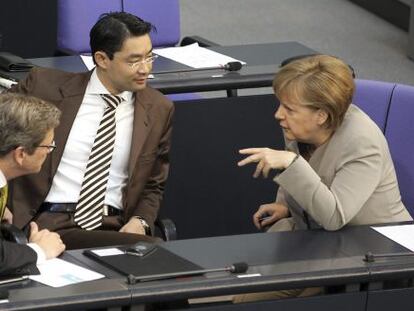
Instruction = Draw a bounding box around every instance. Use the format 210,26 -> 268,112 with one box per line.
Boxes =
90,12 -> 155,62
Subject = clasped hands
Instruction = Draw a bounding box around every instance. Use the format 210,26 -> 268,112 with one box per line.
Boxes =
238,148 -> 297,178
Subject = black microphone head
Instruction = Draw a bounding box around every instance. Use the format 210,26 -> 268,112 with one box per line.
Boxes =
229,262 -> 248,273
224,61 -> 242,71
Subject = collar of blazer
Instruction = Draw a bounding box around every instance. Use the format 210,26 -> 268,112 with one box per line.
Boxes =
52,70 -> 153,179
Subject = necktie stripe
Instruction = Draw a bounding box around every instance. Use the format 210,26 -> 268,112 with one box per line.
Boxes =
87,146 -> 114,168
80,151 -> 112,179
79,173 -> 110,199
75,191 -> 106,219
89,138 -> 115,159
74,94 -> 122,229
75,202 -> 105,222
78,176 -> 109,201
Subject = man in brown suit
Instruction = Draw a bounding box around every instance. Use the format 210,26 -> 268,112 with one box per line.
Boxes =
9,12 -> 174,249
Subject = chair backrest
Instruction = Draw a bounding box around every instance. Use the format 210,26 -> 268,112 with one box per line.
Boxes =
385,83 -> 414,216
57,0 -> 180,54
353,79 -> 396,132
123,0 -> 181,48
57,0 -> 122,54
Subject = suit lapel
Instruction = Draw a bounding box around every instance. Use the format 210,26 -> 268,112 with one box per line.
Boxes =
128,92 -> 150,175
50,72 -> 92,176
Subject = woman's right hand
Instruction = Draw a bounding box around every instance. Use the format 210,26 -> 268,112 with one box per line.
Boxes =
253,203 -> 289,229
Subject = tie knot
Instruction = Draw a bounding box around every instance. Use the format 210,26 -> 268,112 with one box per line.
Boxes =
101,94 -> 123,110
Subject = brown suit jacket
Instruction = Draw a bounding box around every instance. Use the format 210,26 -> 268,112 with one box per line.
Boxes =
9,67 -> 174,232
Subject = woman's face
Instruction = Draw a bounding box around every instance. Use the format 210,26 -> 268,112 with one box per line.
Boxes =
274,93 -> 328,145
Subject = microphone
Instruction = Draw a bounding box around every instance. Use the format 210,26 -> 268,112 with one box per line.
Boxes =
127,262 -> 248,284
154,61 -> 243,75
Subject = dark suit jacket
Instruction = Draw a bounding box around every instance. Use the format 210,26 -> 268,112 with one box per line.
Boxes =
0,231 -> 38,276
9,67 -> 174,232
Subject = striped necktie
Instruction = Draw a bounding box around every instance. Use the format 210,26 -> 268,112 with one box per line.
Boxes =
74,94 -> 123,230
0,184 -> 8,220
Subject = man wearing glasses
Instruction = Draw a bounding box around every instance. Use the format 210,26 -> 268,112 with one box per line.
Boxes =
0,93 -> 65,276
9,12 -> 174,249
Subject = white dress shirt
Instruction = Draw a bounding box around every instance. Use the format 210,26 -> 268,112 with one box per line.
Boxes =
45,69 -> 134,210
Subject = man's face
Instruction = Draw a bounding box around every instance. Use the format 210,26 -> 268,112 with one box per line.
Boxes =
97,34 -> 154,94
22,129 -> 55,174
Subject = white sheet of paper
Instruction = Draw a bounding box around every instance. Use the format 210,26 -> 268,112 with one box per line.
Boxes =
29,258 -> 104,287
372,224 -> 414,251
153,43 -> 246,69
92,248 -> 124,256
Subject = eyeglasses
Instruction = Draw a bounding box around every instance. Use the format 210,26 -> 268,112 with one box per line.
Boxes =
126,54 -> 158,69
37,141 -> 56,153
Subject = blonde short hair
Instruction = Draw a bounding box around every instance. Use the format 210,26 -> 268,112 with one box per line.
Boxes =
0,93 -> 61,156
273,55 -> 355,130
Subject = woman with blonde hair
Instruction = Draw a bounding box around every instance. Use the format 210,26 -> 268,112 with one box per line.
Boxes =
239,54 -> 411,235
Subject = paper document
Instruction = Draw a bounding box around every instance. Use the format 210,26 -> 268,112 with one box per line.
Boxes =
372,224 -> 414,251
154,43 -> 246,69
29,258 -> 104,287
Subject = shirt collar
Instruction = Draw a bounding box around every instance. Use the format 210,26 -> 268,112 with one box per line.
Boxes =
0,169 -> 7,188
85,69 -> 134,103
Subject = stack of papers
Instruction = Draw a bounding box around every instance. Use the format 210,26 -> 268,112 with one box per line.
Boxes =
154,43 -> 246,68
372,224 -> 414,251
29,258 -> 104,287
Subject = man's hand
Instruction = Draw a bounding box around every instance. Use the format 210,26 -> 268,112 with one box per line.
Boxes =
2,207 -> 13,224
238,148 -> 297,178
119,217 -> 145,235
253,203 -> 290,229
29,222 -> 65,259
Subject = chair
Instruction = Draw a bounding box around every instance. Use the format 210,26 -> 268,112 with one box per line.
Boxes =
123,0 -> 180,48
56,0 -> 216,55
353,79 -> 414,217
384,83 -> 414,216
353,79 -> 396,132
57,0 -> 122,55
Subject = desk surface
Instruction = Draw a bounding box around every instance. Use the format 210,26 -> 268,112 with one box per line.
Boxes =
3,225 -> 413,310
66,225 -> 414,304
17,42 -> 317,94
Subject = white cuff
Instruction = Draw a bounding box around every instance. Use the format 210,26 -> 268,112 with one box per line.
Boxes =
27,243 -> 47,264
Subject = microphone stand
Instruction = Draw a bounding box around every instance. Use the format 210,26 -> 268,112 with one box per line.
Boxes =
153,62 -> 243,75
127,262 -> 248,284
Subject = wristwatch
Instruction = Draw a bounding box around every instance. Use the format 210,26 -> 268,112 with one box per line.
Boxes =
135,216 -> 151,235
